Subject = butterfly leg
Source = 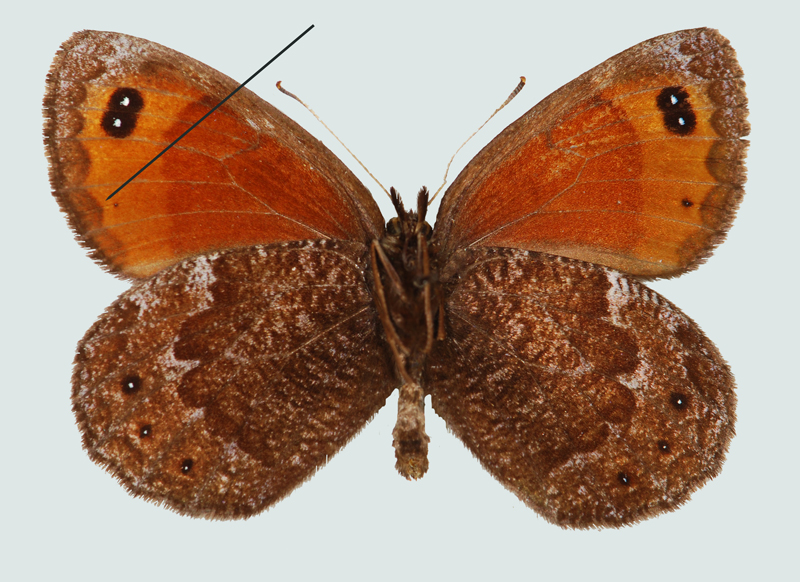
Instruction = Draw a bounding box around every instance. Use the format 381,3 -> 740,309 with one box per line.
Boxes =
370,240 -> 413,382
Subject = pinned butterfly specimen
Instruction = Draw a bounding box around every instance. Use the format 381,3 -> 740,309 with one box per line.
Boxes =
43,28 -> 747,527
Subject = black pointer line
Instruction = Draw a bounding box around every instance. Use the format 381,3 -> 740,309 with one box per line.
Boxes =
105,24 -> 315,201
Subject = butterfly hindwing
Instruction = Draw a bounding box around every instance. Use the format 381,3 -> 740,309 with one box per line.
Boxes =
73,240 -> 394,518
428,247 -> 735,527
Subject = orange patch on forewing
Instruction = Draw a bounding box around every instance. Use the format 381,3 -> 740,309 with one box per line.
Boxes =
59,73 -> 366,277
454,76 -> 738,276
570,81 -> 731,271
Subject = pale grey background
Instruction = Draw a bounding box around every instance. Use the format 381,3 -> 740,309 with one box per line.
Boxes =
3,1 -> 796,580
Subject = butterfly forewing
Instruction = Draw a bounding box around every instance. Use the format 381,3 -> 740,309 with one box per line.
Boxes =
434,28 -> 748,278
44,31 -> 384,279
73,240 -> 395,518
427,248 -> 734,527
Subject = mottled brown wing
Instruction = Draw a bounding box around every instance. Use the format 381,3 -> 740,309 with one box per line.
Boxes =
426,248 -> 735,528
73,240 -> 394,518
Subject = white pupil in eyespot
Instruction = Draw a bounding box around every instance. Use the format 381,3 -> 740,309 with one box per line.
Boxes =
113,118 -> 122,127
121,96 -> 130,107
670,94 -> 678,105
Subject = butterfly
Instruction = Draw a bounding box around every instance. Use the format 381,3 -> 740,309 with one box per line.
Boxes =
43,28 -> 748,528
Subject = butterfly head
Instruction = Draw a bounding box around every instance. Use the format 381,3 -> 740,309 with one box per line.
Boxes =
382,186 -> 434,266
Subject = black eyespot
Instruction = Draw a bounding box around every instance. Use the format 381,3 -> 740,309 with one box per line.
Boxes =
656,86 -> 697,136
181,459 -> 194,474
101,88 -> 144,138
139,424 -> 152,438
121,375 -> 141,395
657,439 -> 672,454
682,198 -> 694,208
670,392 -> 690,411
617,472 -> 633,486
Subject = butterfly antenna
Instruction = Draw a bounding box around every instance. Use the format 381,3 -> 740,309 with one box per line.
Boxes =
277,81 -> 391,199
428,76 -> 526,205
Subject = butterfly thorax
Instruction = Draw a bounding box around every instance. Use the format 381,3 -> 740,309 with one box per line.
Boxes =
371,187 -> 443,480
